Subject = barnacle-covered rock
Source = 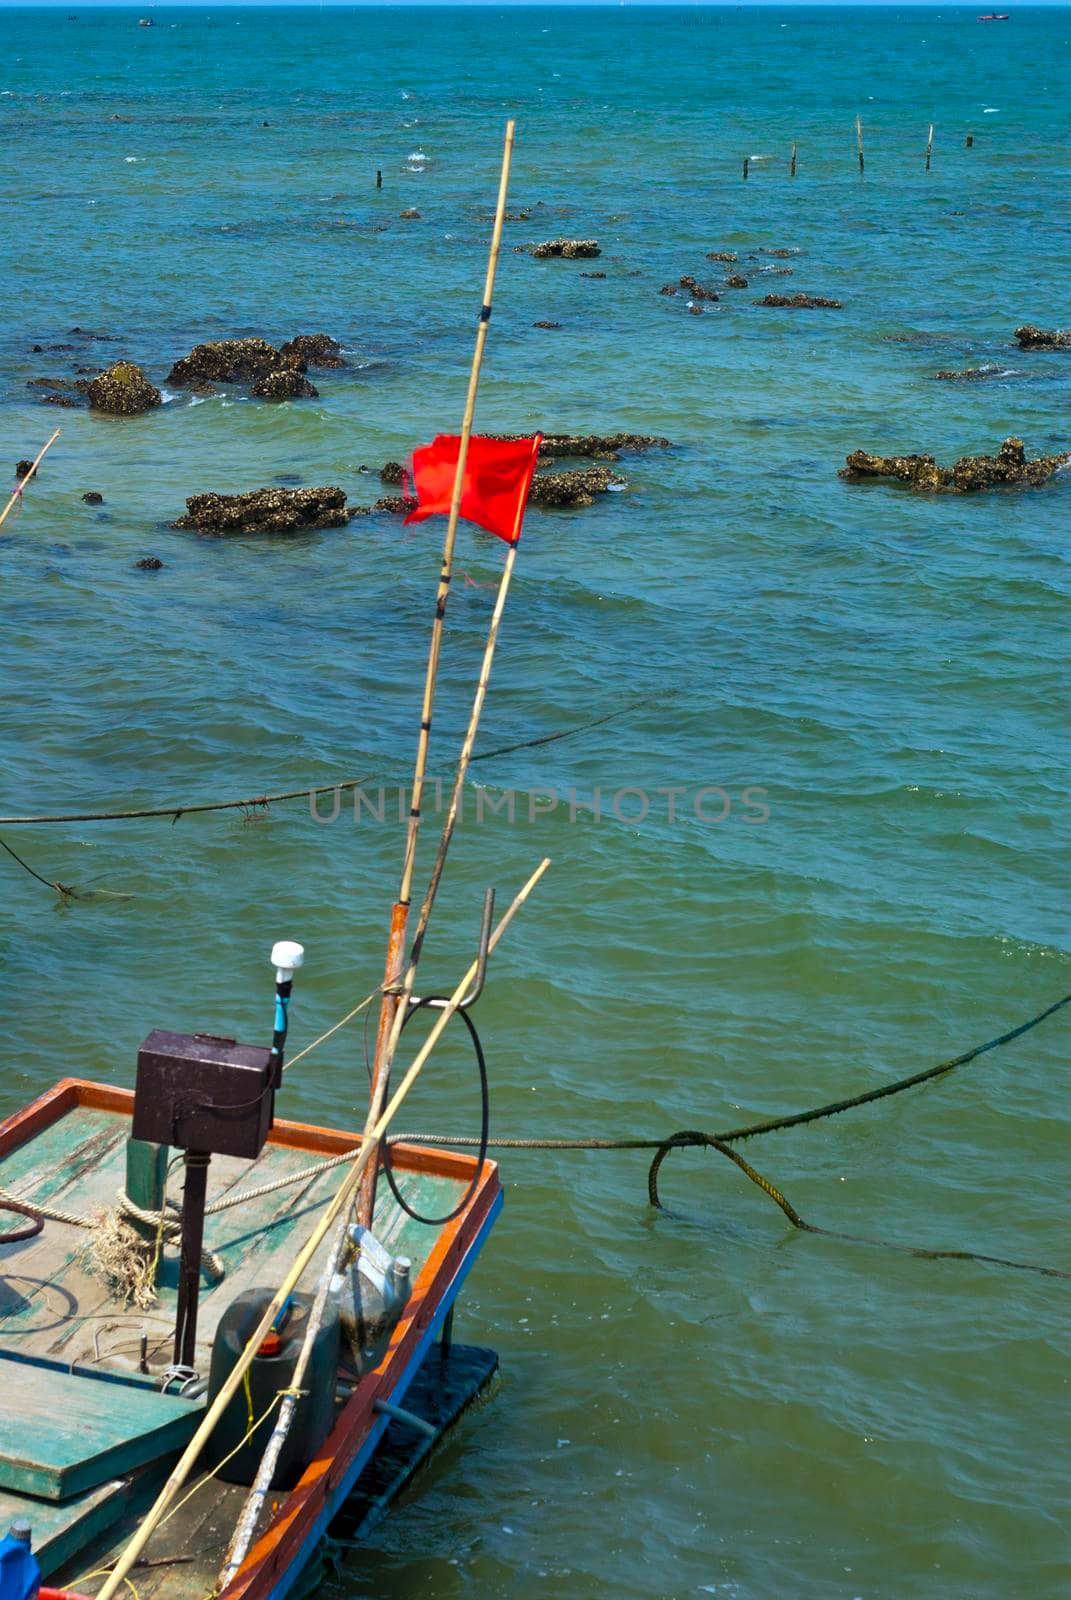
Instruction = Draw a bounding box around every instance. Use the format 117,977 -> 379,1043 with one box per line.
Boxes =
250,367 -> 318,400
679,275 -> 718,302
705,251 -> 738,263
380,462 -> 405,484
167,338 -> 294,386
175,485 -> 351,534
532,239 -> 601,259
839,436 -> 1070,492
492,432 -> 671,461
725,274 -> 749,289
528,466 -> 622,508
1013,324 -> 1071,350
933,367 -> 1007,381
86,361 -> 161,415
757,293 -> 842,309
278,333 -> 346,368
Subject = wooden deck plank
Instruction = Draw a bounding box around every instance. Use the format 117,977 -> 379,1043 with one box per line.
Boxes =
0,1361 -> 198,1499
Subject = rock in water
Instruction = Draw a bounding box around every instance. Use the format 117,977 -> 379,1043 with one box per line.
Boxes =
15,460 -> 36,481
175,486 -> 352,535
532,239 -> 601,259
251,368 -> 319,400
1013,324 -> 1071,350
86,361 -> 161,415
135,556 -> 163,569
706,251 -> 738,263
166,338 -> 294,386
679,275 -> 718,301
491,432 -> 671,461
757,293 -> 843,309
528,467 -> 623,508
278,333 -> 346,368
380,462 -> 405,484
82,491 -> 104,504
933,367 -> 1006,381
839,436 -> 1070,492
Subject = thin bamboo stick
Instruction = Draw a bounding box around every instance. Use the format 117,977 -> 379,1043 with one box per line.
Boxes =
0,430 -> 60,532
357,118 -> 516,1229
95,856 -> 551,1600
789,141 -> 798,178
925,123 -> 934,171
742,156 -> 749,181
856,115 -> 865,175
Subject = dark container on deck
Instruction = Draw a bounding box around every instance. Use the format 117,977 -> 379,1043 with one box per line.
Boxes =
132,1030 -> 274,1157
205,1288 -> 341,1488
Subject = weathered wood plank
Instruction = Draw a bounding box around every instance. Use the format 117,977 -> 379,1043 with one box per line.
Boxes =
0,1359 -> 199,1500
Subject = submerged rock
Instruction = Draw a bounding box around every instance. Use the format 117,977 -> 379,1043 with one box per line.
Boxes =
135,556 -> 164,569
167,338 -> 293,386
492,432 -> 671,461
532,239 -> 601,259
250,367 -> 318,400
175,485 -> 352,534
372,494 -> 418,514
528,466 -> 622,508
399,208 -> 421,220
41,394 -> 80,407
278,333 -> 346,368
533,320 -> 562,329
1013,324 -> 1071,350
933,367 -> 1009,381
659,284 -> 679,296
580,271 -> 606,279
757,293 -> 842,309
86,361 -> 161,415
725,274 -> 749,289
679,275 -> 718,301
839,436 -> 1070,492
706,251 -> 738,263
82,491 -> 104,504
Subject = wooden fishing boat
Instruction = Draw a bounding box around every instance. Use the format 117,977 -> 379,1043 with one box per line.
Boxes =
0,1077 -> 501,1596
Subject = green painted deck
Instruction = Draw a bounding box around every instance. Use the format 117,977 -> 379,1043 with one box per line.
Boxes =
0,1360 -> 199,1499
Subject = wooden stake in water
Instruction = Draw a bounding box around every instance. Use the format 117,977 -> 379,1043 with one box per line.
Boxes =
376,168 -> 382,188
856,115 -> 865,175
0,430 -> 60,532
925,123 -> 934,172
357,119 -> 516,1231
966,132 -> 974,148
742,156 -> 750,181
790,141 -> 798,178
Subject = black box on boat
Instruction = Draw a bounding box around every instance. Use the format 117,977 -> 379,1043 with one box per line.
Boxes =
132,1029 -> 274,1157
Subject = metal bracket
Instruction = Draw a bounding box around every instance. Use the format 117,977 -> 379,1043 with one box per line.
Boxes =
409,887 -> 495,1014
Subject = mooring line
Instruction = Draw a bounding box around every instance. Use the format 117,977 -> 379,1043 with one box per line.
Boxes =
397,990 -> 1071,1282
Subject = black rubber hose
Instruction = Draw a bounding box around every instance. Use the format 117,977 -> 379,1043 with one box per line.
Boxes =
381,996 -> 490,1227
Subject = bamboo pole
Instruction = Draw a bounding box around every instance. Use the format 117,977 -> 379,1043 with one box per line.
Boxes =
742,156 -> 749,181
925,123 -> 934,172
789,141 -> 798,178
96,857 -> 551,1600
856,115 -> 865,175
0,430 -> 60,532
356,118 -> 516,1230
966,132 -> 974,148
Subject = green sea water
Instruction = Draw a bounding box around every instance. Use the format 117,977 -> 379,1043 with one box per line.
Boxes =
1,6 -> 1069,1596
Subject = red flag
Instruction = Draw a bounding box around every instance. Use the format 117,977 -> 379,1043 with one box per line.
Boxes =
403,433 -> 542,545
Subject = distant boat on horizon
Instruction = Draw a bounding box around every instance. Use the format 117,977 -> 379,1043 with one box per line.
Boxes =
977,12 -> 1010,19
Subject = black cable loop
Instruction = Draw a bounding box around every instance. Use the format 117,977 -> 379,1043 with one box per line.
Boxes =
381,996 -> 489,1226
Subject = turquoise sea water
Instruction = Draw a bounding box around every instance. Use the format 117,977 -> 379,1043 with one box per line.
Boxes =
2,6 -> 1070,1597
